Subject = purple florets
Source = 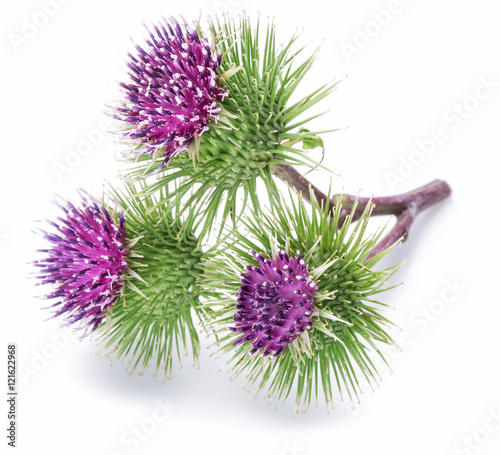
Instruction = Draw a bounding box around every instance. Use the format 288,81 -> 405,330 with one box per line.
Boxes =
33,193 -> 128,334
232,251 -> 318,357
114,17 -> 228,166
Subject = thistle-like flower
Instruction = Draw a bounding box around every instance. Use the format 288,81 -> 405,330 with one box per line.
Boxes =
34,182 -> 209,380
203,190 -> 403,412
33,192 -> 128,334
122,13 -> 338,239
232,251 -> 317,357
113,16 -> 228,167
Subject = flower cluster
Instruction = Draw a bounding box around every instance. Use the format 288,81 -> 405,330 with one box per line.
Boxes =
32,14 -> 397,409
30,12 -> 450,412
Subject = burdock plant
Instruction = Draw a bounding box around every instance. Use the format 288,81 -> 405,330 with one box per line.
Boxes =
33,12 -> 452,411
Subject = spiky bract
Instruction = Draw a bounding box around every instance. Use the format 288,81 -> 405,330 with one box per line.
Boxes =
96,181 -> 208,380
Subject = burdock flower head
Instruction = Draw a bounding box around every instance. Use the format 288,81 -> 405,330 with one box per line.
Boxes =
203,189 -> 403,412
120,13 -> 338,239
34,182 -> 210,380
33,191 -> 128,334
113,16 -> 228,167
232,251 -> 317,357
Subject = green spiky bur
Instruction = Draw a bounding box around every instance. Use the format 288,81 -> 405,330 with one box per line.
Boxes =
123,13 -> 338,240
201,189 -> 404,412
95,181 -> 211,381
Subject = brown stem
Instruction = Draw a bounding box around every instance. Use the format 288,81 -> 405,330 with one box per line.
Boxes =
364,203 -> 417,262
332,179 -> 452,227
270,163 -> 452,260
270,163 -> 333,211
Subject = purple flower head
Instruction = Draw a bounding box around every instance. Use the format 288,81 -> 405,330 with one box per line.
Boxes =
114,17 -> 228,166
232,251 -> 318,357
33,192 -> 128,335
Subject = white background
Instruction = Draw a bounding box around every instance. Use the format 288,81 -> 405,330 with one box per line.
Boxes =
2,0 -> 500,454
